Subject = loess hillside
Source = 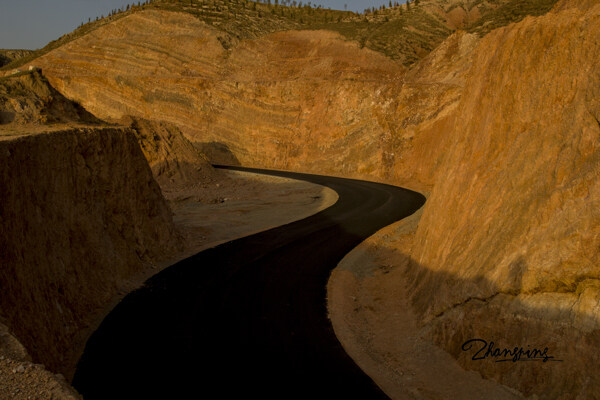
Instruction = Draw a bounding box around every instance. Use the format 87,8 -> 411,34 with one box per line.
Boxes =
20,11 -> 414,182
0,50 -> 34,67
407,1 -> 600,396
0,0 -> 590,398
1,0 -> 559,71
0,69 -> 101,127
14,4 -> 505,187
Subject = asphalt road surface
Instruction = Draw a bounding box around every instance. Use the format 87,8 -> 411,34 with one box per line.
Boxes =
72,166 -> 425,399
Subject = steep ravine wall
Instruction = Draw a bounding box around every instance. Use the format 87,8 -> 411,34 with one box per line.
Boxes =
125,117 -> 220,190
23,10 -> 475,190
0,127 -> 181,378
406,1 -> 600,397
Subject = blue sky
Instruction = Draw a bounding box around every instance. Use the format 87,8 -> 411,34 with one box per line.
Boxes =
0,0 -> 402,50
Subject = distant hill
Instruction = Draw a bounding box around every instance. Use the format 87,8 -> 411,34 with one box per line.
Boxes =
1,0 -> 559,71
0,49 -> 34,67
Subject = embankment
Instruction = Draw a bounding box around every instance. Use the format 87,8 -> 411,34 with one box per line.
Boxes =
0,127 -> 181,379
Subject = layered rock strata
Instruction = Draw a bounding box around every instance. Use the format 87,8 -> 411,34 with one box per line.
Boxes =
406,1 -> 600,396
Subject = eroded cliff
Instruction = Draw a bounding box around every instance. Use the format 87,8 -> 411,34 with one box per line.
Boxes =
0,50 -> 33,68
405,1 -> 600,397
22,10 -> 479,189
125,116 -> 219,190
0,70 -> 100,126
0,126 -> 181,381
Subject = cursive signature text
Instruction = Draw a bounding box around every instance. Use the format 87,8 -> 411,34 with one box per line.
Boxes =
461,339 -> 563,363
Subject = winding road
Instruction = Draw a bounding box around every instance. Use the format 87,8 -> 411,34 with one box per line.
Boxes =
72,167 -> 425,399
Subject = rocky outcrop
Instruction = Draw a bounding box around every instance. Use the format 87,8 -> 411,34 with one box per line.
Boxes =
0,50 -> 34,68
405,2 -> 600,397
125,117 -> 219,190
0,322 -> 81,399
0,70 -> 100,126
0,127 -> 181,379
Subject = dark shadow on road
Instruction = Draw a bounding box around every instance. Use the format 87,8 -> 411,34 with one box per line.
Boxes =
72,166 -> 425,399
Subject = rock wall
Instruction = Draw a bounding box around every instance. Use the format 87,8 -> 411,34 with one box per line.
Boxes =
24,10 -> 470,189
0,127 -> 181,377
125,117 -> 219,190
407,2 -> 600,397
0,70 -> 100,126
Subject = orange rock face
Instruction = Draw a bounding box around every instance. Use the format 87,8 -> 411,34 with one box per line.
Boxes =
27,10 -> 460,187
407,1 -> 600,396
28,9 -> 481,190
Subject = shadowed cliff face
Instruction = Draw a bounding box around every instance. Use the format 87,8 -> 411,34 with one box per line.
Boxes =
0,127 -> 182,379
405,1 -> 600,396
125,117 -> 220,190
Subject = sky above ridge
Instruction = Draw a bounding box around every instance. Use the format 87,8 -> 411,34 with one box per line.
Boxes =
0,0 -> 405,50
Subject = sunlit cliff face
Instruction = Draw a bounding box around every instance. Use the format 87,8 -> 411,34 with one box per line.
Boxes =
405,1 -> 600,396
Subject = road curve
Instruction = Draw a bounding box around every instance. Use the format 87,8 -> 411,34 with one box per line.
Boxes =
72,166 -> 425,399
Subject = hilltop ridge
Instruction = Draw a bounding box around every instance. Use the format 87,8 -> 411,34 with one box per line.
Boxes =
1,0 -> 559,71
0,50 -> 34,67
